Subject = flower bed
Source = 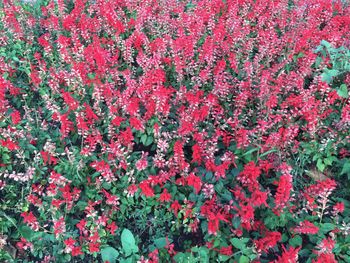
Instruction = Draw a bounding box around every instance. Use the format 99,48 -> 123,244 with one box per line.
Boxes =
0,0 -> 350,262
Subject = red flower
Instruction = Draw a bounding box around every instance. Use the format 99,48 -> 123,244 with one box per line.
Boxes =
250,190 -> 268,207
76,219 -> 86,234
107,221 -> 118,235
186,173 -> 202,194
274,174 -> 293,214
64,238 -> 75,247
207,212 -> 225,236
255,231 -> 281,252
16,238 -> 33,251
333,202 -> 345,214
192,144 -> 202,164
274,245 -> 300,263
89,231 -> 100,243
293,220 -> 319,235
312,253 -> 336,263
158,189 -> 172,202
53,217 -> 66,238
20,211 -> 39,231
238,204 -> 255,230
40,151 -> 58,165
72,246 -> 83,256
1,138 -> 19,151
219,246 -> 233,256
170,200 -> 182,217
10,110 -> 21,125
126,184 -> 138,197
237,162 -> 261,191
89,242 -> 100,253
139,181 -> 154,197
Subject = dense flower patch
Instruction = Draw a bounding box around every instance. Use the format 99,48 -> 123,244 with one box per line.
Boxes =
0,0 -> 350,262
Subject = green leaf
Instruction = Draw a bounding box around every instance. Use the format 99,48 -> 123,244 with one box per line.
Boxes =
337,84 -> 348,98
101,247 -> 119,263
232,217 -> 241,229
198,247 -> 209,262
341,162 -> 350,176
259,148 -> 278,158
173,252 -> 186,262
102,182 -> 112,190
323,157 -> 334,166
121,229 -> 138,256
321,40 -> 332,49
321,69 -> 339,83
316,159 -> 325,172
289,235 -> 302,247
320,223 -> 335,234
88,73 -> 95,79
145,136 -> 153,146
141,134 -> 147,145
153,237 -> 172,249
218,255 -> 230,261
242,147 -> 259,157
230,238 -> 248,249
239,255 -> 250,263
0,212 -> 17,229
19,225 -> 34,241
314,56 -> 323,67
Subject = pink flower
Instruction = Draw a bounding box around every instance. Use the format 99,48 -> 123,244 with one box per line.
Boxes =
136,152 -> 148,171
126,184 -> 138,197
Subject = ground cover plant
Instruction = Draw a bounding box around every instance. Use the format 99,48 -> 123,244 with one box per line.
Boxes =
0,0 -> 350,262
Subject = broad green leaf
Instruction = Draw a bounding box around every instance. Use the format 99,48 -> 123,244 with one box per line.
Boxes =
121,229 -> 138,256
19,225 -> 34,241
101,247 -> 119,263
239,255 -> 250,263
337,84 -> 348,98
321,69 -> 339,83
